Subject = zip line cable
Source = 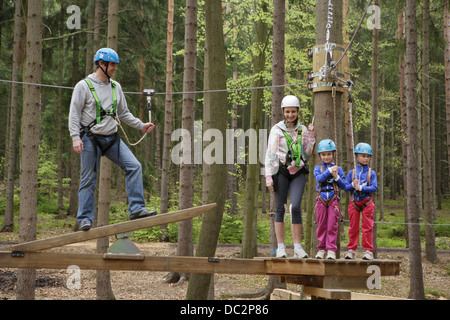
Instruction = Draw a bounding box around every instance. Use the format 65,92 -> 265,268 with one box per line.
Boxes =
0,78 -> 309,96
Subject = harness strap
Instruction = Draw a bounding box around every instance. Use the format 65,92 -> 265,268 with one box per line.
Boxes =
318,193 -> 337,208
317,164 -> 340,201
282,129 -> 302,168
84,78 -> 117,126
350,166 -> 373,212
79,78 -> 120,170
350,166 -> 371,202
351,198 -> 372,213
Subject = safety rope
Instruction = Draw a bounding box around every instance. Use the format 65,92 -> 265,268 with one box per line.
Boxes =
332,0 -> 373,70
115,115 -> 148,146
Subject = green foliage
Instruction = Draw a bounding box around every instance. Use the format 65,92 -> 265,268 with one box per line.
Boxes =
37,141 -> 70,200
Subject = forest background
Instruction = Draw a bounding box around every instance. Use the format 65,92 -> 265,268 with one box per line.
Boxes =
0,0 -> 449,300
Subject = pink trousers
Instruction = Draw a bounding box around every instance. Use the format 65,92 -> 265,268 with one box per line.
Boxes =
347,198 -> 375,251
315,197 -> 340,252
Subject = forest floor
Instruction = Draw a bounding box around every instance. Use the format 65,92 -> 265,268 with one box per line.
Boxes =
0,240 -> 448,301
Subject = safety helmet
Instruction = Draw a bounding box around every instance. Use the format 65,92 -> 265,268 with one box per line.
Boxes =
94,48 -> 120,63
317,139 -> 336,153
281,95 -> 300,109
354,143 -> 372,155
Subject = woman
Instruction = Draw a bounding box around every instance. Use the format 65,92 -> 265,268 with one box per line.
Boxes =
265,95 -> 315,258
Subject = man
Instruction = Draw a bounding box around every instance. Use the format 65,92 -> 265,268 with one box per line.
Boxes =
69,48 -> 156,231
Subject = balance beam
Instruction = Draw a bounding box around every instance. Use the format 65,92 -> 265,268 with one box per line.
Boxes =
0,251 -> 400,279
10,203 -> 216,253
0,252 -> 400,280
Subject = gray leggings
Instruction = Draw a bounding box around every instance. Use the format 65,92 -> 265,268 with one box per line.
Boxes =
274,173 -> 306,224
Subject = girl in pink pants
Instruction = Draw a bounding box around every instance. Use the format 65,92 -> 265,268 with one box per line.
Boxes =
314,139 -> 346,259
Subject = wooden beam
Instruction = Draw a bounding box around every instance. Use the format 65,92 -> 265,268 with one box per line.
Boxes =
303,286 -> 352,300
263,258 -> 400,277
282,275 -> 377,289
10,203 -> 216,252
351,292 -> 410,300
0,252 -> 267,275
0,251 -> 400,280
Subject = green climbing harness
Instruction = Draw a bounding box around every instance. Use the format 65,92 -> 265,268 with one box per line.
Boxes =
282,130 -> 302,168
79,78 -> 119,158
84,78 -> 117,125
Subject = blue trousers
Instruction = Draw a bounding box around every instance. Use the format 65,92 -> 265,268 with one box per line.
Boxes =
77,133 -> 146,223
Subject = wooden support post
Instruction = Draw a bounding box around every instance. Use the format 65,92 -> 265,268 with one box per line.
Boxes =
10,203 -> 216,252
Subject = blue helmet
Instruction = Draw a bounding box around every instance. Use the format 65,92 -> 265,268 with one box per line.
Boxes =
94,48 -> 120,63
355,143 -> 372,155
317,139 -> 336,153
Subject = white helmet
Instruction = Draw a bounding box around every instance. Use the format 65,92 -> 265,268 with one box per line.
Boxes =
281,95 -> 300,109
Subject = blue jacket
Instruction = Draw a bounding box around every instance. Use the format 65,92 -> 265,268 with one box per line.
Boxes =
314,163 -> 346,201
344,165 -> 378,201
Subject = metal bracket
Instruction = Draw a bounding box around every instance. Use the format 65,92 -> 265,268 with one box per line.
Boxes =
103,232 -> 144,260
11,251 -> 24,258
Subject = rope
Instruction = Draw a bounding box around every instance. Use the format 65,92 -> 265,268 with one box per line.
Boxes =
333,0 -> 373,69
114,115 -> 148,146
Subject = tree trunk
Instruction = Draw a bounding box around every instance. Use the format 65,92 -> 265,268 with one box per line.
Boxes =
96,0 -> 119,300
2,0 -> 25,232
56,3 -> 65,214
159,0 -> 175,241
313,0 -> 343,258
171,0 -> 197,285
405,0 -> 425,300
68,26 -> 81,217
398,3 -> 408,245
186,0 -> 228,300
370,0 -> 379,259
241,1 -> 269,259
16,0 -> 43,300
445,0 -> 450,183
266,0 -> 287,296
422,0 -> 437,264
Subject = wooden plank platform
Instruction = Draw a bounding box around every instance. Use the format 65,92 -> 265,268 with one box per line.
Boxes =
10,203 -> 216,253
257,257 -> 400,277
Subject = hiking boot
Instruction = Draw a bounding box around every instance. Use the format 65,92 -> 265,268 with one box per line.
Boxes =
345,249 -> 356,259
130,209 -> 158,220
315,250 -> 326,259
362,250 -> 374,260
79,220 -> 92,231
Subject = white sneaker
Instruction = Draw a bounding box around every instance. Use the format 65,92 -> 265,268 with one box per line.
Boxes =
326,250 -> 336,260
315,250 -> 326,259
276,247 -> 287,258
362,250 -> 373,260
345,249 -> 356,259
293,246 -> 308,259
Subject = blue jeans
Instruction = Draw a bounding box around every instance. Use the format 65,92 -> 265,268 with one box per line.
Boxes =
77,133 -> 146,223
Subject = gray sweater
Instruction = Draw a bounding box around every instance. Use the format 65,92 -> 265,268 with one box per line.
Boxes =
68,74 -> 145,141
